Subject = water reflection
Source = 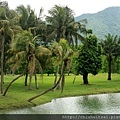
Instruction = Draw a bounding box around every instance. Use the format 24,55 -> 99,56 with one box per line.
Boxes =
1,93 -> 120,114
78,96 -> 103,114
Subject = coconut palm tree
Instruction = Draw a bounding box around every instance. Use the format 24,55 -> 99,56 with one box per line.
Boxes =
101,33 -> 120,80
16,5 -> 38,31
0,3 -> 15,94
28,38 -> 74,102
3,30 -> 51,95
0,1 -> 22,94
16,5 -> 51,46
46,5 -> 86,48
52,39 -> 74,89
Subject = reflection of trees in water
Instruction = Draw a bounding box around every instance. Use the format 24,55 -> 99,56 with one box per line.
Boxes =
106,93 -> 120,107
77,96 -> 103,114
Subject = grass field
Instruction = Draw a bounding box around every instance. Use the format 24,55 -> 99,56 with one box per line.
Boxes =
0,73 -> 120,110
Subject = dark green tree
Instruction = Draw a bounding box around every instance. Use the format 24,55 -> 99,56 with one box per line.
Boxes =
75,34 -> 102,84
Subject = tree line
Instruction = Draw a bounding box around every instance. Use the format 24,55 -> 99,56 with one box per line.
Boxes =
0,1 -> 120,101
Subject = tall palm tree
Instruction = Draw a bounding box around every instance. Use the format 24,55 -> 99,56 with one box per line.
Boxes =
0,2 -> 16,93
46,5 -> 86,48
101,33 -> 120,80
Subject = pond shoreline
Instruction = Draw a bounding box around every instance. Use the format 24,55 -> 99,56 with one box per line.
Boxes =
1,74 -> 120,111
1,92 -> 120,114
1,91 -> 120,112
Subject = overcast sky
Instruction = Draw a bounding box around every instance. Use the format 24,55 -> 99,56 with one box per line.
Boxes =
5,0 -> 120,17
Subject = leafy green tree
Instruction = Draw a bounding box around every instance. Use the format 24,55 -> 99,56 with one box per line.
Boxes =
75,34 -> 102,84
101,34 -> 120,80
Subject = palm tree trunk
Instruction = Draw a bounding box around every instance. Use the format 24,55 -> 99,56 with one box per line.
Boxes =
28,61 -> 65,102
24,58 -> 29,86
29,75 -> 32,90
61,74 -> 65,93
75,37 -> 78,49
108,59 -> 112,80
25,70 -> 28,86
3,74 -> 24,96
1,37 -> 5,94
57,63 -> 64,89
35,70 -> 39,89
54,66 -> 59,85
83,72 -> 89,84
71,38 -> 74,48
73,75 -> 76,84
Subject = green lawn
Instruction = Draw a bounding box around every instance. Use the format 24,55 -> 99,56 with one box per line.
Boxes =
0,73 -> 120,110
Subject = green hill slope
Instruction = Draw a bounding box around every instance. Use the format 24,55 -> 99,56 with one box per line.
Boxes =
75,7 -> 120,39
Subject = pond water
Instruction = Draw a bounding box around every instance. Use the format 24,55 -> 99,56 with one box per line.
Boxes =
1,93 -> 120,114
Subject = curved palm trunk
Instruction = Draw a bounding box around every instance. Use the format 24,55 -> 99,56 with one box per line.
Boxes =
83,72 -> 89,84
108,58 -> 112,80
3,74 -> 24,96
1,36 -> 5,94
28,61 -> 65,102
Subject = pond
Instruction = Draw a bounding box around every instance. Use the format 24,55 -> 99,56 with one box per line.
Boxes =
1,93 -> 120,114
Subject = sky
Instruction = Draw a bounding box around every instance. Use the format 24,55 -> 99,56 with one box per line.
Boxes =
4,0 -> 120,17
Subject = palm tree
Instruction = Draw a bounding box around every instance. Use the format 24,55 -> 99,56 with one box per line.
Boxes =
46,5 -> 86,48
0,2 -> 22,94
16,5 -> 38,31
16,5 -> 51,46
0,5 -> 15,94
101,33 -> 120,80
4,30 -> 51,93
28,38 -> 74,102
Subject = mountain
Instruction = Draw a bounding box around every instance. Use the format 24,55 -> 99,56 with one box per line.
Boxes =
75,7 -> 120,39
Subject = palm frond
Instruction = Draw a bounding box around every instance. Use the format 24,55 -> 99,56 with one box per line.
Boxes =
64,48 -> 74,60
15,51 -> 27,61
11,60 -> 22,74
35,46 -> 51,57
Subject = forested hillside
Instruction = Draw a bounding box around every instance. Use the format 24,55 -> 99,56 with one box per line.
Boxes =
75,7 -> 120,39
